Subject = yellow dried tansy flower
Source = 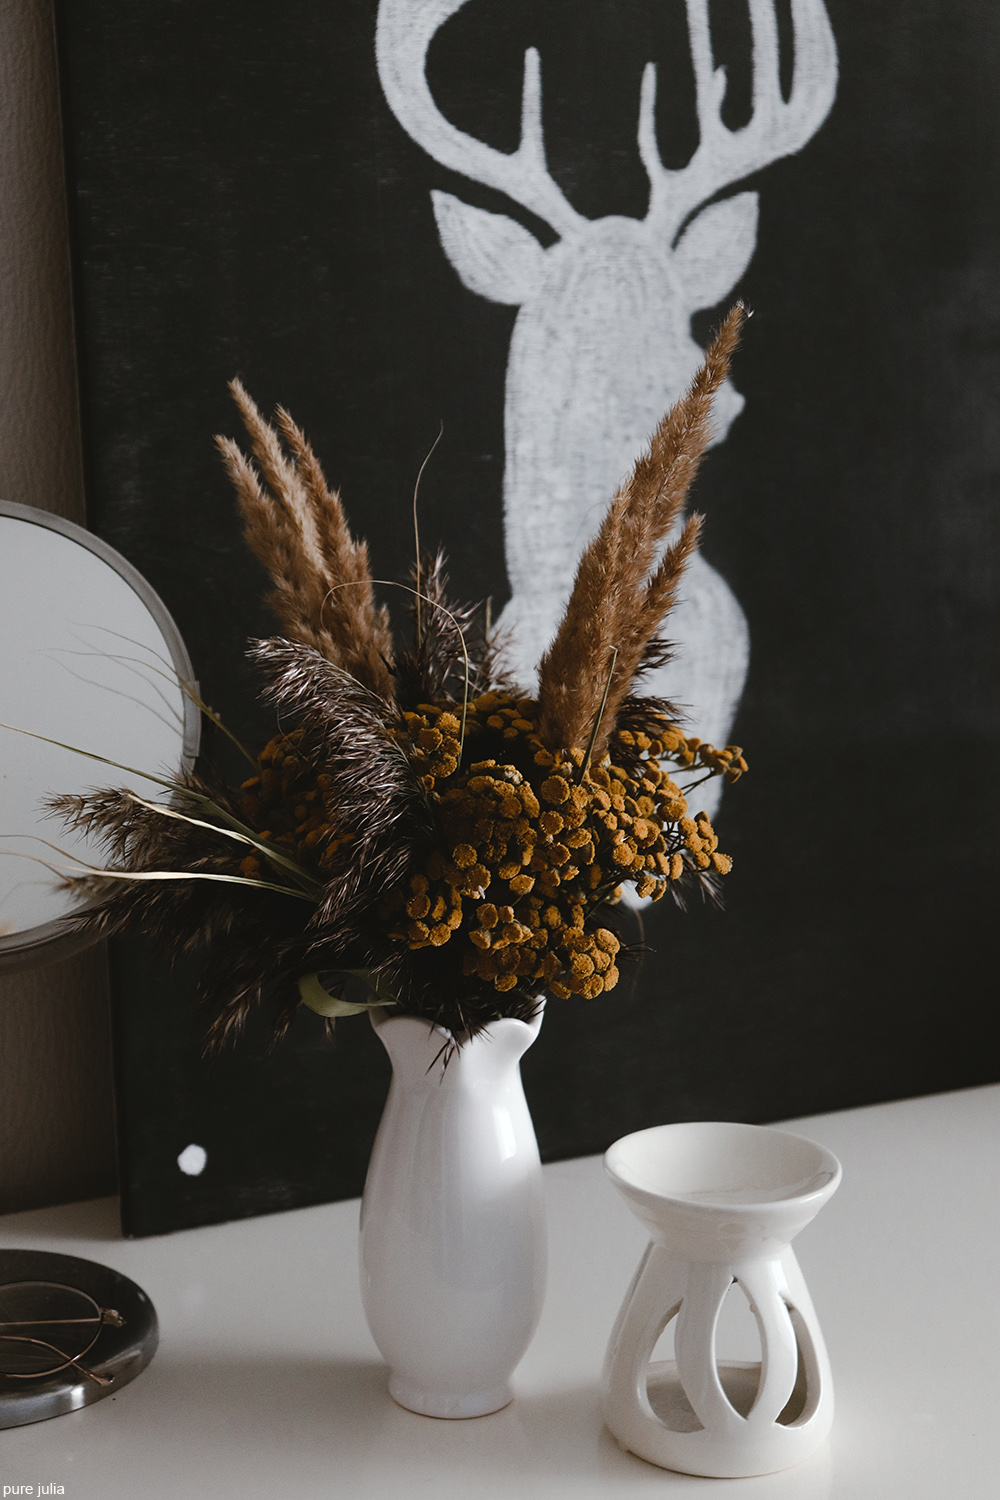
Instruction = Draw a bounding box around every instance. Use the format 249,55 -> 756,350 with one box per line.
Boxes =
383,693 -> 740,1007
518,785 -> 540,816
475,950 -> 499,980
536,779 -> 567,809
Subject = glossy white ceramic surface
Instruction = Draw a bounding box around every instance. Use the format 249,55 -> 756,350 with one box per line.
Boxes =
359,1005 -> 546,1417
602,1121 -> 841,1477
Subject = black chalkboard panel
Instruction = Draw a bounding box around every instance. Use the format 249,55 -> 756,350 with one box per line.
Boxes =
54,1 -> 1000,1236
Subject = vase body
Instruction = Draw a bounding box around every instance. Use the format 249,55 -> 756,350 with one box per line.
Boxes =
602,1121 -> 841,1478
360,1004 -> 546,1418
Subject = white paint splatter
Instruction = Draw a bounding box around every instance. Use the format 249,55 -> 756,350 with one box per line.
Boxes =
177,1143 -> 207,1176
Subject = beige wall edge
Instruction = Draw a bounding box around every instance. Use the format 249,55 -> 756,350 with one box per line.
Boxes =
0,0 -> 117,1212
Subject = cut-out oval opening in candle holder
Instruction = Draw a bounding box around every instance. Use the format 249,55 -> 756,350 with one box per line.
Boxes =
602,1121 -> 841,1478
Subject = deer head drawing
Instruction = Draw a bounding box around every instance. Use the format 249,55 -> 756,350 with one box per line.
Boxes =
375,0 -> 837,817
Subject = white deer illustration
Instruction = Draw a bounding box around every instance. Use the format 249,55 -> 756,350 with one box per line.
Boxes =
376,0 -> 837,819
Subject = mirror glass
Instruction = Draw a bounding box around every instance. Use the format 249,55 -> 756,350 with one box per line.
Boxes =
0,502 -> 199,970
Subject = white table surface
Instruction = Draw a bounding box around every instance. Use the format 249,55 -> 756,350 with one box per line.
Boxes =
1,1083 -> 998,1499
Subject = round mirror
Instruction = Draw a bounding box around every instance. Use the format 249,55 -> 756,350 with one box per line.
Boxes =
0,501 -> 199,971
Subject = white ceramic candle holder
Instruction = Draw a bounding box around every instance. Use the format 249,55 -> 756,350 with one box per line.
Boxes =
601,1121 -> 841,1478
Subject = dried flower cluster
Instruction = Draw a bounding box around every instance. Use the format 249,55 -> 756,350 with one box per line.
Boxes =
52,306 -> 748,1044
381,694 -> 742,1004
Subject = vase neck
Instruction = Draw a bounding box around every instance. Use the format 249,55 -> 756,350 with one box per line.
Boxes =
370,1005 -> 543,1086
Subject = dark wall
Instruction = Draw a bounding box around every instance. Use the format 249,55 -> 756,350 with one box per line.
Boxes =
55,1 -> 999,1234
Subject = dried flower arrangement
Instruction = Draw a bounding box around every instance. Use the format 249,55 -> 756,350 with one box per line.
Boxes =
50,305 -> 748,1046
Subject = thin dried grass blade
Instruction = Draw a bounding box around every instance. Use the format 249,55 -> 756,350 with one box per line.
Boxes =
3,842 -> 314,901
123,794 -> 322,893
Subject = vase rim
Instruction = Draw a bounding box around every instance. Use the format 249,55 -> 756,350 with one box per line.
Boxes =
368,997 -> 545,1048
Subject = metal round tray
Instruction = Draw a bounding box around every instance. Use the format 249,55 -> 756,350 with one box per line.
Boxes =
0,1249 -> 158,1428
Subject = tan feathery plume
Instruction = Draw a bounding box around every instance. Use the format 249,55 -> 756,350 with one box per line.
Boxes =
536,304 -> 745,755
274,403 -> 394,678
217,381 -> 394,698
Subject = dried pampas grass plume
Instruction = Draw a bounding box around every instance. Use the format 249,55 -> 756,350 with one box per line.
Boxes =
216,382 -> 394,698
536,303 -> 746,757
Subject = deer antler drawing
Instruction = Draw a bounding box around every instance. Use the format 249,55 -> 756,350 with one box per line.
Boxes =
376,0 -> 837,819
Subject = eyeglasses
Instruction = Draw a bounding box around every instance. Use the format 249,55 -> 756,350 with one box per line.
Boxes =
0,1280 -> 126,1387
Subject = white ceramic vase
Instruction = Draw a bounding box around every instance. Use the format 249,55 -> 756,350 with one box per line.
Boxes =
359,1003 -> 546,1418
602,1121 -> 841,1478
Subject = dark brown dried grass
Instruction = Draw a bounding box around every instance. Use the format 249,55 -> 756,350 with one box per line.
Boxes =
248,637 -> 434,934
392,550 -> 515,708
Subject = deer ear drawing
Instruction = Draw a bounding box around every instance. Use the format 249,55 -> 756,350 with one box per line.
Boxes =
431,190 -> 546,307
672,191 -> 759,311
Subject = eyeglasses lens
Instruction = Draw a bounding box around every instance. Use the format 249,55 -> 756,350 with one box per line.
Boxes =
0,1281 -> 107,1380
